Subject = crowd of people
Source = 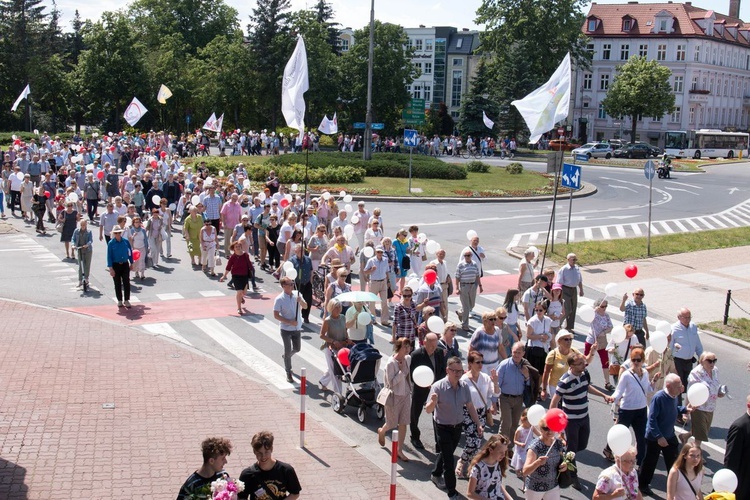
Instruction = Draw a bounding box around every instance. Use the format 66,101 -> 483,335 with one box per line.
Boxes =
2,132 -> 747,500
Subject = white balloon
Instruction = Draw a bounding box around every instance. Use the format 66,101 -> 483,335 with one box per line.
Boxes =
712,468 -> 738,493
343,194 -> 353,203
466,229 -> 478,241
407,278 -> 420,291
417,232 -> 427,243
152,195 -> 161,205
578,304 -> 595,323
656,320 -> 672,334
649,331 -> 668,353
258,192 -> 266,201
285,268 -> 298,280
612,325 -> 627,344
604,282 -> 618,297
412,365 -> 434,388
344,204 -> 353,213
67,192 -> 79,203
425,240 -> 441,254
344,224 -> 355,239
607,424 -> 633,457
527,404 -> 546,427
427,316 -> 445,334
351,215 -> 360,225
191,195 -> 201,205
284,193 -> 293,203
322,191 -> 331,200
339,190 -> 346,197
363,246 -> 374,258
168,203 -> 176,211
283,261 -> 295,271
243,179 -> 251,188
687,383 -> 709,407
218,170 -> 225,177
16,172 -> 24,181
291,183 -> 298,191
357,311 -> 372,326
528,246 -> 540,258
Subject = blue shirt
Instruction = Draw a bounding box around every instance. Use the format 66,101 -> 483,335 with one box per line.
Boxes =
496,357 -> 528,396
289,255 -> 313,285
646,389 -> 686,440
670,321 -> 703,360
106,236 -> 133,267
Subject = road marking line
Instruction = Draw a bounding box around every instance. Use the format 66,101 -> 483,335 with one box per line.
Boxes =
528,233 -> 539,243
507,233 -> 521,249
111,296 -> 141,303
193,319 -> 293,390
50,268 -> 75,273
630,224 -> 643,237
199,290 -> 225,297
141,323 -> 193,346
252,318 -> 329,373
717,215 -> 740,227
649,224 -> 660,235
658,221 -> 674,234
600,226 -> 611,240
583,228 -> 593,240
156,292 -> 183,301
42,263 -> 70,267
615,225 -> 627,238
706,216 -> 728,229
484,269 -> 510,276
695,217 -> 714,229
672,220 -> 688,232
684,218 -> 701,230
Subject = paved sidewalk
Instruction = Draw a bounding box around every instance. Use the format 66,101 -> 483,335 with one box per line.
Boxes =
0,300 -> 415,499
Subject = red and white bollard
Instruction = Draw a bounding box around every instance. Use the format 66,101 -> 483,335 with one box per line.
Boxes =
299,367 -> 306,449
390,429 -> 398,499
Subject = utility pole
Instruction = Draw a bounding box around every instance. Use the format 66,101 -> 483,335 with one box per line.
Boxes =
363,0 -> 375,160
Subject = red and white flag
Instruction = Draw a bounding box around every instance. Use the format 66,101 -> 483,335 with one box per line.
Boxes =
123,96 -> 148,126
317,112 -> 338,134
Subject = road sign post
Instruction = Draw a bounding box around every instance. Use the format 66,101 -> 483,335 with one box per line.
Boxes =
562,163 -> 582,244
404,129 -> 418,195
644,160 -> 656,255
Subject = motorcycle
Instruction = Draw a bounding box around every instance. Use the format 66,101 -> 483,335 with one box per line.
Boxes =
657,158 -> 672,179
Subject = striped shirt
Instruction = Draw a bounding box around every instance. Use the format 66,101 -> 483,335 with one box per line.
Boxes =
455,260 -> 480,284
393,302 -> 417,341
469,328 -> 501,365
202,193 -> 222,220
555,369 -> 592,420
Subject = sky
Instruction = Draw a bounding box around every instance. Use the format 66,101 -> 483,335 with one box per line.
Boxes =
51,0 -> 750,33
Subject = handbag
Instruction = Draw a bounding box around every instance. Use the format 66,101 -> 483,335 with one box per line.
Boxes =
401,255 -> 410,271
376,386 -> 393,406
609,364 -> 621,376
557,468 -> 575,489
468,378 -> 493,427
215,256 -> 222,266
55,221 -> 64,233
145,256 -> 154,268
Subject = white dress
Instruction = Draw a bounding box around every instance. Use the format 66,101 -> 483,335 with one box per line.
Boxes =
511,425 -> 533,471
200,226 -> 217,270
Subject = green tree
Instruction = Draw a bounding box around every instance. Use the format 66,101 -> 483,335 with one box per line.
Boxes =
457,58 -> 499,139
425,102 -> 455,137
338,21 -> 417,133
494,42 -> 538,139
602,56 -> 674,144
311,0 -> 340,54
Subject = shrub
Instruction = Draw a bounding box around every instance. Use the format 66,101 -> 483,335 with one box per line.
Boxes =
506,162 -> 524,174
319,135 -> 335,147
466,160 -> 490,173
0,131 -> 75,146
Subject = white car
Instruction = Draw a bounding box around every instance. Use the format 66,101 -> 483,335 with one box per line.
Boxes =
572,142 -> 614,159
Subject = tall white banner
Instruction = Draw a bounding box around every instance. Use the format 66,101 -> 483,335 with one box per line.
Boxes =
281,36 -> 309,135
11,84 -> 30,112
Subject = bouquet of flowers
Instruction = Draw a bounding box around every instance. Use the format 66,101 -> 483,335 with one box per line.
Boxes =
557,451 -> 577,489
210,477 -> 245,500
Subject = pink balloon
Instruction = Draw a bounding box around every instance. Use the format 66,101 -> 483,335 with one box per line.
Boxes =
133,249 -> 141,261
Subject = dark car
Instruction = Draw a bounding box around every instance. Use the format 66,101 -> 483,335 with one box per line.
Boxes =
613,143 -> 651,158
636,142 -> 662,157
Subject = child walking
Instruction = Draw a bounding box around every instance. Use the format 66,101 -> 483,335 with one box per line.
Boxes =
511,409 -> 538,486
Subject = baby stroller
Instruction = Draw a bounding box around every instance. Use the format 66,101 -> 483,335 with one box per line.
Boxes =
331,343 -> 384,422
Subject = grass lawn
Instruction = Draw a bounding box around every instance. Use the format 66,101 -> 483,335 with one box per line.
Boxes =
547,226 -> 750,265
699,318 -> 750,343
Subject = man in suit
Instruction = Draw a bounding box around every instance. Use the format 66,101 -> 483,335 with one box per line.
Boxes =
409,332 -> 446,450
725,393 -> 750,500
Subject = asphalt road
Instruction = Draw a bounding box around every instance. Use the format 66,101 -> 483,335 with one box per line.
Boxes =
2,158 -> 749,499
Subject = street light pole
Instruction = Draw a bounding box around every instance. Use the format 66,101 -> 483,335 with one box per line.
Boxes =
363,0 -> 375,160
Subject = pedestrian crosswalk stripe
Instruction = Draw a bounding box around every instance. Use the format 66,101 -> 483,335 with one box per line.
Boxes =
156,292 -> 183,301
199,290 -> 225,297
142,322 -> 193,346
252,318 -> 329,374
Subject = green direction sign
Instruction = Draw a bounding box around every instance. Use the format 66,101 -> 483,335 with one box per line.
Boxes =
402,98 -> 425,125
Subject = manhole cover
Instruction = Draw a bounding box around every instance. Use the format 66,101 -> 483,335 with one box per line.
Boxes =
102,403 -> 115,409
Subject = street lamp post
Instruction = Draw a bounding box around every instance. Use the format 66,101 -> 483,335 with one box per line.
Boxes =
363,0 -> 375,160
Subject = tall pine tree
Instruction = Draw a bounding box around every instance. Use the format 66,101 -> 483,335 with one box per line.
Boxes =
312,0 -> 340,54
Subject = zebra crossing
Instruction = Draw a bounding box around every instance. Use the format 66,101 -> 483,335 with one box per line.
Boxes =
507,197 -> 750,250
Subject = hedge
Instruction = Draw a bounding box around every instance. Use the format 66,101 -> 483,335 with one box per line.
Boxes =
466,160 -> 490,173
267,152 -> 467,180
185,156 -> 366,184
0,131 -> 75,146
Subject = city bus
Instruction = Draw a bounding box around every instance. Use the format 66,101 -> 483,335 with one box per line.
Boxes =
664,129 -> 749,159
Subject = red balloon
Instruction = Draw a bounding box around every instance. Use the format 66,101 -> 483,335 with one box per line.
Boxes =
110,146 -> 116,152
13,139 -> 20,145
424,269 -> 438,285
133,249 -> 141,261
97,171 -> 104,180
545,408 -> 568,432
625,264 -> 638,279
150,160 -> 157,168
279,198 -> 290,208
44,191 -> 51,198
337,348 -> 351,367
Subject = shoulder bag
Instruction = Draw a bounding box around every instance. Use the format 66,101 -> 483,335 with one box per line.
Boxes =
469,377 -> 493,427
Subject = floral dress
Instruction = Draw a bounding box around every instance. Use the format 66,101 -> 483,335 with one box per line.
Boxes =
525,438 -> 564,493
595,464 -> 639,499
470,460 -> 506,499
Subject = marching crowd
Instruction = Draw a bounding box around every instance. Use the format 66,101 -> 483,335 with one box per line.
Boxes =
1,132 -> 748,500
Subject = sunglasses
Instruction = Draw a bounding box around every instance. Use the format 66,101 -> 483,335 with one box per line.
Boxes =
706,358 -> 717,364
486,317 -> 497,321
631,358 -> 643,363
560,338 -> 572,342
635,293 -> 644,296
497,316 -> 507,319
540,426 -> 551,432
473,361 -> 484,365
402,294 -> 412,297
535,309 -> 544,312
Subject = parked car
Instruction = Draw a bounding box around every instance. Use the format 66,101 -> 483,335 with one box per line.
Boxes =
606,139 -> 626,150
634,142 -> 662,157
548,139 -> 580,151
612,143 -> 651,158
572,142 -> 614,159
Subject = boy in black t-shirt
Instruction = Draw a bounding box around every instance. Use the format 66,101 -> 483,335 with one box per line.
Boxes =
238,431 -> 301,500
177,436 -> 233,499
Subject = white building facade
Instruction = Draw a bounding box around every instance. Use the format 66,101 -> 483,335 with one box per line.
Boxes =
575,1 -> 750,147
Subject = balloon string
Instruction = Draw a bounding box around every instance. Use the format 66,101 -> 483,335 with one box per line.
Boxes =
544,436 -> 557,457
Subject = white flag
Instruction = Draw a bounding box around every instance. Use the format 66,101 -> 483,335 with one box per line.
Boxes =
512,53 -> 571,144
123,96 -> 148,127
216,113 -> 224,133
317,112 -> 338,135
482,110 -> 494,130
202,112 -> 218,132
11,84 -> 30,112
157,84 -> 172,104
281,36 -> 309,135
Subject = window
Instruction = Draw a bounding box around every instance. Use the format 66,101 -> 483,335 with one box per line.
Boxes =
659,19 -> 667,32
413,84 -> 422,99
451,70 -> 463,107
694,45 -> 701,62
598,103 -> 607,119
588,19 -> 597,32
692,77 -> 698,90
620,44 -> 630,60
689,106 -> 695,124
623,19 -> 632,31
671,106 -> 681,123
653,114 -> 661,122
586,43 -> 594,54
424,62 -> 432,75
583,73 -> 592,90
425,39 -> 433,51
340,38 -> 349,52
424,85 -> 431,101
600,74 -> 610,91
673,76 -> 684,93
602,44 -> 611,60
407,39 -> 413,50
676,44 -> 686,61
450,111 -> 460,118
657,44 -> 667,61
724,79 -> 728,96
730,80 -> 734,97
415,39 -> 423,51
456,38 -> 463,49
639,44 -> 648,57
414,62 -> 422,73
453,58 -> 463,66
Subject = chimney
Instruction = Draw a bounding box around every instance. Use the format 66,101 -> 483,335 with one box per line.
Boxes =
729,0 -> 741,18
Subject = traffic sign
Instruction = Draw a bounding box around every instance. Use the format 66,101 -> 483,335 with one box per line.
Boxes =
372,123 -> 384,130
402,98 -> 425,125
644,159 -> 655,180
353,122 -> 366,129
404,129 -> 418,147
561,163 -> 581,189
557,127 -> 565,135
575,154 -> 589,162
